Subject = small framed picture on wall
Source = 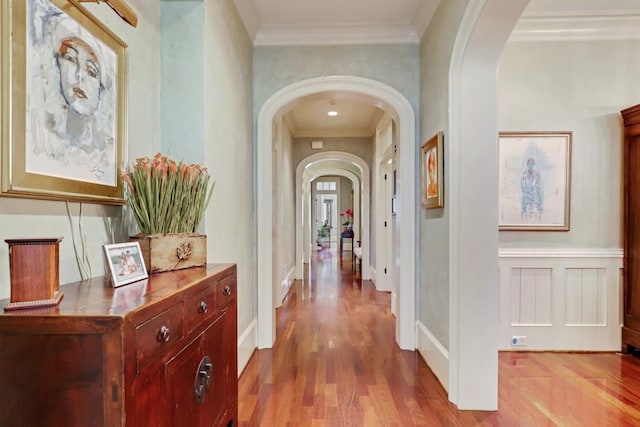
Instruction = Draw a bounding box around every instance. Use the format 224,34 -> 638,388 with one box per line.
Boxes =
421,131 -> 444,209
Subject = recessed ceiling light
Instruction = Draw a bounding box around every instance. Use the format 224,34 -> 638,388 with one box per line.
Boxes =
328,111 -> 338,117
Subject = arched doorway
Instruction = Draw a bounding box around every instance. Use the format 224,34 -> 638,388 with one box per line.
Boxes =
295,152 -> 369,280
257,76 -> 416,350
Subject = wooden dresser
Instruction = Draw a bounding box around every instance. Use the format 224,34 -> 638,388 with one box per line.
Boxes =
0,263 -> 238,426
622,104 -> 640,354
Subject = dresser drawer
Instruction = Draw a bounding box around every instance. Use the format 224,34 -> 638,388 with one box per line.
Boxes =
136,303 -> 184,371
216,275 -> 236,311
185,286 -> 216,333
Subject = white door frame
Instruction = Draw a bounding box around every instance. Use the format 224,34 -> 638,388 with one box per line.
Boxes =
257,75 -> 416,350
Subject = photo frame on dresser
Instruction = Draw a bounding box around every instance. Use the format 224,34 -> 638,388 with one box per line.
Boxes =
498,131 -> 572,231
1,0 -> 127,204
104,242 -> 148,287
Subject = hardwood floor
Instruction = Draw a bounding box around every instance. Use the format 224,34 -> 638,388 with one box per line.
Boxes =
238,245 -> 640,426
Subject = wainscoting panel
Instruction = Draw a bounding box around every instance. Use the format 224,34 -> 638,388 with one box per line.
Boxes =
499,249 -> 622,351
510,268 -> 552,326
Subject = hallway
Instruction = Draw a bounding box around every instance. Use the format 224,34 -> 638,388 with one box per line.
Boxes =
238,245 -> 640,426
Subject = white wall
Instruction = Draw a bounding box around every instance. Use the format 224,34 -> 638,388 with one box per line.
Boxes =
0,0 -> 161,298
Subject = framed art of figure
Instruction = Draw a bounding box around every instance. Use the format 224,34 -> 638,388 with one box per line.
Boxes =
421,131 -> 444,209
1,0 -> 127,204
498,131 -> 572,231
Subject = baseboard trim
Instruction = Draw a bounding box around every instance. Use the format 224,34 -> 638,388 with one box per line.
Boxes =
238,319 -> 257,377
416,320 -> 450,391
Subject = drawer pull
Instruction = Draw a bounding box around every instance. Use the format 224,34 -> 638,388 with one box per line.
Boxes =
157,325 -> 171,343
198,300 -> 208,314
223,285 -> 232,296
194,356 -> 213,404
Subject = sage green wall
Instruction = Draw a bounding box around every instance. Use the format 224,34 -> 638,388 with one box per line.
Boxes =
254,45 -> 420,127
419,0 -> 470,351
0,0 -> 161,299
201,0 -> 255,337
161,1 -> 204,164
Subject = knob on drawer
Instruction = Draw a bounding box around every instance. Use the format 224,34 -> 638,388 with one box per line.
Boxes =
157,325 -> 170,343
198,300 -> 208,314
223,285 -> 232,296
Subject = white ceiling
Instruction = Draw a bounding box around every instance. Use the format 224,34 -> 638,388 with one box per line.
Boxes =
236,0 -> 640,138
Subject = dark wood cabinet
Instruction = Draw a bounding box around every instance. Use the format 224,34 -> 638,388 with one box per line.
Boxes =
622,104 -> 640,353
0,264 -> 238,426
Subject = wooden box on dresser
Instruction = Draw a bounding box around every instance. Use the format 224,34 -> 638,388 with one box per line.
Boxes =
0,263 -> 238,427
622,104 -> 640,354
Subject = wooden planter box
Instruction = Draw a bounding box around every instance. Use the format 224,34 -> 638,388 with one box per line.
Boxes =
130,233 -> 206,274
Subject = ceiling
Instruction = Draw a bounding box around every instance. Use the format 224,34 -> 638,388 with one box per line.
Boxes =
235,0 -> 640,138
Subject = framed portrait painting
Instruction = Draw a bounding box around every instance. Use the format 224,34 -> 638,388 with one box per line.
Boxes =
421,131 -> 444,209
104,241 -> 148,287
498,131 -> 572,231
1,0 -> 127,204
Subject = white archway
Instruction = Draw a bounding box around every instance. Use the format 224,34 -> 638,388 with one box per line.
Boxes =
295,152 -> 369,279
257,76 -> 416,350
447,0 -> 530,410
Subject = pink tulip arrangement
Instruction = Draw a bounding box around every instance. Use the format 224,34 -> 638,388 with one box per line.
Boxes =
121,153 -> 215,234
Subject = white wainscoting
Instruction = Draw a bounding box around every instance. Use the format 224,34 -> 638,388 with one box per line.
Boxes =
499,248 -> 623,351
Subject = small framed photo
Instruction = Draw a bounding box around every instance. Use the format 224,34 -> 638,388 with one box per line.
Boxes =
421,131 -> 444,209
104,242 -> 148,287
499,131 -> 572,231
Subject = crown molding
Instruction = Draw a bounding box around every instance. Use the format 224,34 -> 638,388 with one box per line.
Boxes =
233,0 -> 261,42
511,11 -> 640,41
254,24 -> 419,46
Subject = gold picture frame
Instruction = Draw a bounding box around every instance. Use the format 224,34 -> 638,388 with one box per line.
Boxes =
498,131 -> 572,231
1,0 -> 127,204
421,131 -> 444,209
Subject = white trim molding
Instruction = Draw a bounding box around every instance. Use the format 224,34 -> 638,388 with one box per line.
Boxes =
511,12 -> 640,41
416,321 -> 450,392
237,319 -> 257,377
499,248 -> 624,258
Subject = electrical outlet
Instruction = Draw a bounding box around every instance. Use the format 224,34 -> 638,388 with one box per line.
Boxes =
511,336 -> 527,347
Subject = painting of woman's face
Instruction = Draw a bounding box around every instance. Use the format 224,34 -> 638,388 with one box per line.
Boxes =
56,36 -> 101,116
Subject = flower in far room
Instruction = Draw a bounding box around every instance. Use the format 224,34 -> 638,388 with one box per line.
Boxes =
339,208 -> 353,231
